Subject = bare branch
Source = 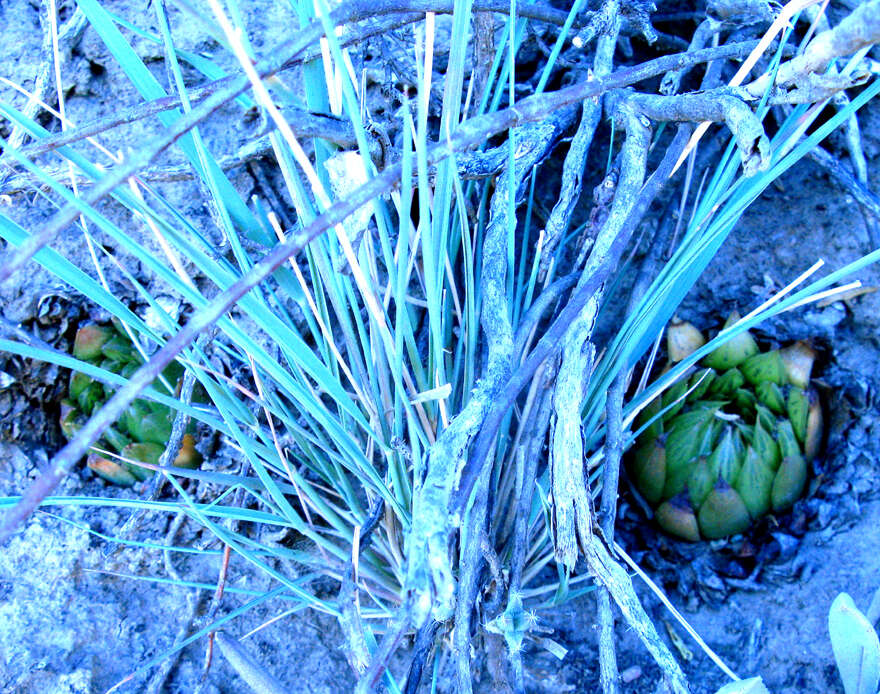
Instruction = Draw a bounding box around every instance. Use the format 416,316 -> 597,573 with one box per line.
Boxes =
743,0 -> 880,99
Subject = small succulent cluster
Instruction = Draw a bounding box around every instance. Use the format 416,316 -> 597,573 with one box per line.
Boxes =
630,313 -> 823,541
60,322 -> 201,486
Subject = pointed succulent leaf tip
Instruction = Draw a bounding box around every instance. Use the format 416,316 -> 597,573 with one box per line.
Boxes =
779,340 -> 816,390
734,388 -> 757,415
697,478 -> 752,540
73,323 -> 114,361
76,381 -> 104,416
687,455 -> 717,508
59,401 -> 83,439
698,416 -> 723,457
667,317 -> 706,362
709,426 -> 745,487
703,311 -> 760,370
655,495 -> 701,542
754,403 -> 775,433
632,437 -> 667,505
687,368 -> 717,402
754,381 -> 786,415
787,387 -> 810,444
740,350 -> 787,386
776,419 -> 802,460
803,388 -> 823,461
100,335 -> 136,363
137,412 -> 174,446
752,417 -> 781,472
735,446 -> 775,519
771,455 -> 808,512
708,366 -> 745,397
101,426 -> 131,452
69,371 -> 93,400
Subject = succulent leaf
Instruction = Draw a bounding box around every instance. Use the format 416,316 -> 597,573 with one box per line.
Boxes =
776,419 -> 802,460
771,455 -> 808,512
87,452 -> 139,486
697,479 -> 751,540
101,335 -> 138,363
688,456 -> 718,508
687,368 -> 717,402
69,371 -> 93,400
102,426 -> 131,452
734,388 -> 757,415
633,438 -> 667,505
635,395 -> 663,440
655,496 -> 701,542
754,403 -> 776,433
73,323 -> 114,360
803,389 -> 823,461
708,367 -> 744,396
667,318 -> 706,362
708,426 -> 745,487
779,341 -> 816,390
703,312 -> 759,370
662,377 -> 690,422
755,381 -> 786,414
734,446 -> 774,519
752,418 -> 781,472
740,350 -> 787,386
663,456 -> 700,500
787,387 -> 809,444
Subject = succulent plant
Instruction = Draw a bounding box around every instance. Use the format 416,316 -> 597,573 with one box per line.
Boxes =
629,313 -> 823,541
60,321 -> 202,485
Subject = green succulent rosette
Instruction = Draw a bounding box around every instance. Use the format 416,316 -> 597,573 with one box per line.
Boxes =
60,321 -> 202,486
630,313 -> 822,541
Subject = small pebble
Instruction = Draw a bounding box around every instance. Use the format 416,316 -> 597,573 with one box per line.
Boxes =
621,665 -> 642,683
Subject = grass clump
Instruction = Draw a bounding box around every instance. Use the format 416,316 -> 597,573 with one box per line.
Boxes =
0,1 -> 879,691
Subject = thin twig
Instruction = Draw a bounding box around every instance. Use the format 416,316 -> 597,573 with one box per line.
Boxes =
585,537 -> 689,694
660,18 -> 722,96
537,84 -> 604,279
196,543 -> 232,691
0,0 -> 630,175
742,0 -> 880,99
354,612 -> 411,694
337,498 -> 386,674
512,272 -> 578,357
